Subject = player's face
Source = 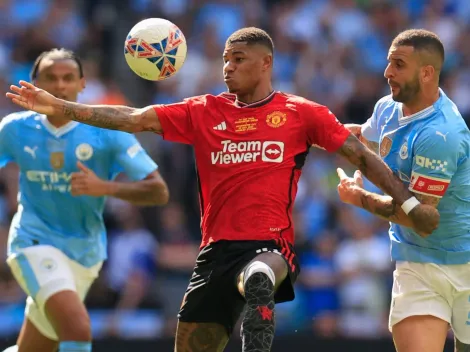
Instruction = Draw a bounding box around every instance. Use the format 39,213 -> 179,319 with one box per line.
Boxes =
223,42 -> 271,95
384,45 -> 421,103
35,58 -> 85,102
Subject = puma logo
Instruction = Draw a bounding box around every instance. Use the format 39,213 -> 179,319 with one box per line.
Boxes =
24,146 -> 38,159
435,131 -> 449,142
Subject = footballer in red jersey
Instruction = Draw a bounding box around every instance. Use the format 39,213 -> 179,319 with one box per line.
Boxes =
8,28 -> 440,352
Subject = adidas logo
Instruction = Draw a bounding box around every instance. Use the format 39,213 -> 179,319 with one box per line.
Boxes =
213,122 -> 227,131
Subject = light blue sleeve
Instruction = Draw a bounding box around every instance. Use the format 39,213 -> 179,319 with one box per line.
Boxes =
108,131 -> 158,181
409,127 -> 461,198
361,100 -> 380,143
0,117 -> 14,168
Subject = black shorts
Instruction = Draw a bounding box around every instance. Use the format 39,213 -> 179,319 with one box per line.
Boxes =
177,239 -> 300,335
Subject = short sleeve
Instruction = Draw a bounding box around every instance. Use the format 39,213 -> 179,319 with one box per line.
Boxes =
109,131 -> 158,181
0,117 -> 14,168
300,101 -> 350,152
409,128 -> 460,198
361,100 -> 380,143
153,98 -> 194,144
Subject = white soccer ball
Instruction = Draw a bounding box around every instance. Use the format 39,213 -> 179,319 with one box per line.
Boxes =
124,18 -> 187,81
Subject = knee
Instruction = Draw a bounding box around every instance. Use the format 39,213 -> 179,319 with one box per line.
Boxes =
239,261 -> 276,297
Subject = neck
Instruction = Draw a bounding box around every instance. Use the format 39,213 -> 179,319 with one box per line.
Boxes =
236,83 -> 274,105
46,115 -> 71,128
402,86 -> 440,116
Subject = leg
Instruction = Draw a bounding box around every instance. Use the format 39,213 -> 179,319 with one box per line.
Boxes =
7,246 -> 94,352
175,322 -> 229,352
237,252 -> 288,352
16,318 -> 58,352
392,315 -> 448,352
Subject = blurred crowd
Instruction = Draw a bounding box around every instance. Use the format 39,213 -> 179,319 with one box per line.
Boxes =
1,0 -> 470,340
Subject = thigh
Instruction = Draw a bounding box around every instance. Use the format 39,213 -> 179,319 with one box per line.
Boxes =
17,318 -> 58,352
389,262 -> 452,332
393,315 -> 449,352
175,322 -> 229,352
178,245 -> 246,336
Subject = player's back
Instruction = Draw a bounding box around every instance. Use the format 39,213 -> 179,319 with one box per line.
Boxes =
155,91 -> 350,248
0,112 -> 126,267
371,91 -> 470,264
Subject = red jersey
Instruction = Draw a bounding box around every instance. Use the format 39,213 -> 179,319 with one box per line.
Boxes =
154,91 -> 350,248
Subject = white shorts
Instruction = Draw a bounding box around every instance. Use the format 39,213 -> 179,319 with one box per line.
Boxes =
389,261 -> 470,343
6,245 -> 102,341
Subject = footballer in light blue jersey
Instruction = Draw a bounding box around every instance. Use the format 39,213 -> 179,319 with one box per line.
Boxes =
1,49 -> 169,352
0,110 -> 160,267
338,29 -> 470,351
362,89 -> 470,265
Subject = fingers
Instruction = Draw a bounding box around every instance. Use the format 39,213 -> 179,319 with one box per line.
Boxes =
76,161 -> 90,173
19,80 -> 36,89
336,168 -> 348,180
5,93 -> 28,109
9,85 -> 23,94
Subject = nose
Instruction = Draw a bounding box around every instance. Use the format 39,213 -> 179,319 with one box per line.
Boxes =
224,61 -> 235,75
384,64 -> 393,79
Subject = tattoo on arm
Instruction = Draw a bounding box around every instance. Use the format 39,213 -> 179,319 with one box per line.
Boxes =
364,140 -> 379,154
175,322 -> 229,352
414,193 -> 441,207
338,134 -> 412,205
356,191 -> 413,226
455,337 -> 470,352
59,102 -> 161,133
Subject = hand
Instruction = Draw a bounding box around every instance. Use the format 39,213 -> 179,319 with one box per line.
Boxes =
6,80 -> 57,115
71,161 -> 108,197
344,124 -> 362,139
336,168 -> 364,205
407,203 -> 440,237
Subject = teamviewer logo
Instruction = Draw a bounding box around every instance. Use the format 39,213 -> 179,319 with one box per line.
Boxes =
262,141 -> 284,163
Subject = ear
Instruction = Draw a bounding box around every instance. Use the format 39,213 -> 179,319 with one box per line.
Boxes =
262,53 -> 273,71
79,77 -> 86,91
421,65 -> 435,83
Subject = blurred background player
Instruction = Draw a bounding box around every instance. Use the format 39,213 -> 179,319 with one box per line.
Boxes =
0,49 -> 169,352
6,28 -> 440,352
338,29 -> 470,352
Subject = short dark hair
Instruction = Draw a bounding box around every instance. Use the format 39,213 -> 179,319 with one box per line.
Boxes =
31,48 -> 84,80
392,29 -> 445,70
226,27 -> 274,53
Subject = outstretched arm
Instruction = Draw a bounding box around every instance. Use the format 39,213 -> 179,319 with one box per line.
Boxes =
336,135 -> 440,235
337,134 -> 410,205
6,81 -> 161,133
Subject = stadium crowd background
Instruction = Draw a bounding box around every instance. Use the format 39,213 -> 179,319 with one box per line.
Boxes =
1,0 -> 470,343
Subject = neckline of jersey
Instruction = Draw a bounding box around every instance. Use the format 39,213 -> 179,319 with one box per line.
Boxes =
397,88 -> 444,125
234,90 -> 277,108
38,114 -> 79,138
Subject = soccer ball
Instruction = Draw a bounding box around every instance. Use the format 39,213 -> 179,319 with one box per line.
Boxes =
124,18 -> 187,81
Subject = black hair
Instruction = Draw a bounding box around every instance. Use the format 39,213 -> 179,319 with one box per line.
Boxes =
30,48 -> 84,80
226,27 -> 274,53
392,29 -> 445,70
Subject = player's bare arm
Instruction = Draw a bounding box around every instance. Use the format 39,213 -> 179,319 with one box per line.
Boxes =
336,167 -> 441,237
6,81 -> 162,133
337,134 -> 439,235
71,162 -> 169,206
344,123 -> 379,153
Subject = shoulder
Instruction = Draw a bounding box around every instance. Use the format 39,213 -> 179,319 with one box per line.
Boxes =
374,94 -> 395,113
1,111 -> 39,128
278,92 -> 326,110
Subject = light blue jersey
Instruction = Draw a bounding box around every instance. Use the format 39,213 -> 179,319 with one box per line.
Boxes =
362,89 -> 470,264
0,111 -> 157,267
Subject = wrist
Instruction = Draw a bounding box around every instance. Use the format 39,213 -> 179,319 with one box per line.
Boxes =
102,181 -> 118,196
401,196 -> 420,215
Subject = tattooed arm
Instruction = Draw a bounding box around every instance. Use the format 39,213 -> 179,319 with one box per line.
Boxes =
344,123 -> 379,153
59,102 -> 161,133
336,135 -> 440,236
345,186 -> 440,231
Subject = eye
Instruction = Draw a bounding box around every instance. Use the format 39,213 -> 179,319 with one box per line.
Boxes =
235,58 -> 244,63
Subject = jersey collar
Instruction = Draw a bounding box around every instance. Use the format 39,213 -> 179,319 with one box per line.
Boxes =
38,114 -> 79,138
397,88 -> 444,126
